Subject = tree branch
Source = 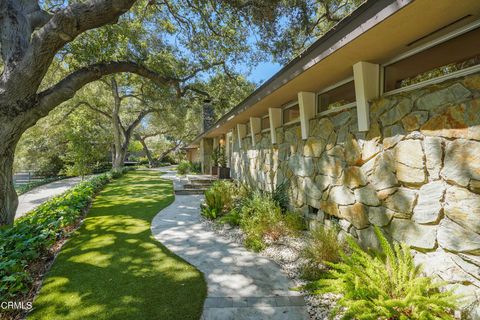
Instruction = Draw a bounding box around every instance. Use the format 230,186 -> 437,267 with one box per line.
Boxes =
0,0 -> 138,101
34,61 -> 178,118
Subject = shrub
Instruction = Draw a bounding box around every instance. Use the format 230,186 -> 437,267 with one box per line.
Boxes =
306,227 -> 458,319
300,225 -> 347,280
177,160 -> 192,175
191,162 -> 202,173
0,170 -> 123,302
201,181 -> 235,219
236,181 -> 289,212
240,192 -> 303,251
217,209 -> 241,226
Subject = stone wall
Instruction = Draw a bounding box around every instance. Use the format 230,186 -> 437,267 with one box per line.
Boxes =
231,72 -> 480,316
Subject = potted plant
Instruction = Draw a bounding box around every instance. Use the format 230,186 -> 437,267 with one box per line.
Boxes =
211,147 -> 220,176
217,146 -> 230,179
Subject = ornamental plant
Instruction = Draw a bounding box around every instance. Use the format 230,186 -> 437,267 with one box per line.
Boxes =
305,227 -> 458,319
0,170 -> 126,302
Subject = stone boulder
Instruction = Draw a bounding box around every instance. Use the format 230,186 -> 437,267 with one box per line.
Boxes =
394,140 -> 426,185
416,83 -> 471,111
442,139 -> 480,187
383,187 -> 417,217
387,218 -> 437,249
412,181 -> 445,224
339,203 -> 370,229
444,185 -> 480,234
329,185 -> 356,205
438,218 -> 480,253
354,184 -> 380,206
367,206 -> 394,227
288,154 -> 314,177
368,151 -> 398,191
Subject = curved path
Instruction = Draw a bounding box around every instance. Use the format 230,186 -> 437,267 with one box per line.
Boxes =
151,170 -> 308,320
16,177 -> 85,219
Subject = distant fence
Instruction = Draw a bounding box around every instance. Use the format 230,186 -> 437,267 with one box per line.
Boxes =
13,172 -> 44,186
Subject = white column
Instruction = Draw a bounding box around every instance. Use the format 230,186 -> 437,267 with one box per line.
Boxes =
249,117 -> 261,145
236,123 -> 247,148
225,131 -> 232,167
268,108 -> 282,144
298,92 -> 316,140
353,61 -> 380,132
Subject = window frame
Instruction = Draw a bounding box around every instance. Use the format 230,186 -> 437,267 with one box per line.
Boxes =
261,114 -> 270,133
282,101 -> 301,126
381,18 -> 480,96
316,77 -> 357,116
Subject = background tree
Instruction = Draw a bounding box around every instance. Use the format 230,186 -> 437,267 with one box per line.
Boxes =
0,0 -> 361,225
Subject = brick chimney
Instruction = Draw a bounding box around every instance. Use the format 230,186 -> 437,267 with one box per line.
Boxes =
202,99 -> 215,132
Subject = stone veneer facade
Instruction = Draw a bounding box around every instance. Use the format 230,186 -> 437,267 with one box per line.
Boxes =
231,73 -> 480,316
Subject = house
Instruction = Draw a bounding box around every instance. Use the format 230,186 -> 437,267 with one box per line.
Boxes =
187,0 -> 480,313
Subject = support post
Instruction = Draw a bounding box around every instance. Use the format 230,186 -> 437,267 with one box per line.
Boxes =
353,61 -> 380,132
249,117 -> 261,145
236,123 -> 247,148
268,108 -> 282,144
298,92 -> 316,140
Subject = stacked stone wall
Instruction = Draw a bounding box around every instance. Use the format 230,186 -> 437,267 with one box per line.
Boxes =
231,73 -> 480,315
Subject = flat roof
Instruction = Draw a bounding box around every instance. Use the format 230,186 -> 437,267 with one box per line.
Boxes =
190,0 -> 480,146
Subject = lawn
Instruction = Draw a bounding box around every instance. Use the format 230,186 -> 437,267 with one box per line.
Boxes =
28,170 -> 207,320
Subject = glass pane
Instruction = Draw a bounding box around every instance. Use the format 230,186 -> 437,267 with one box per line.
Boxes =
317,80 -> 356,113
384,26 -> 480,92
283,104 -> 300,124
261,116 -> 270,129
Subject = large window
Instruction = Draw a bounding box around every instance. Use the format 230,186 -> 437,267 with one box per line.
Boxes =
282,103 -> 300,124
384,25 -> 480,92
261,116 -> 270,130
317,80 -> 356,113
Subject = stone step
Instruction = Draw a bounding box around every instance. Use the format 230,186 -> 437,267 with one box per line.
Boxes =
188,179 -> 215,185
188,179 -> 217,184
174,188 -> 207,195
183,183 -> 212,189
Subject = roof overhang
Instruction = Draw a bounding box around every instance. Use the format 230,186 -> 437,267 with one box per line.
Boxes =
190,0 -> 480,145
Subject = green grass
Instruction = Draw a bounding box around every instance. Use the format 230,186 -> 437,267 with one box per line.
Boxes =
28,170 -> 206,320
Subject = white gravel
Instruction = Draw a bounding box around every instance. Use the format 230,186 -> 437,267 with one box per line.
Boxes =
202,220 -> 342,320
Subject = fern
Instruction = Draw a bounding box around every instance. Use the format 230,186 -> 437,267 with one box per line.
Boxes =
306,226 -> 458,320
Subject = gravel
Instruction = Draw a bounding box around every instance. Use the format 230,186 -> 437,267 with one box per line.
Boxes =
202,219 -> 342,320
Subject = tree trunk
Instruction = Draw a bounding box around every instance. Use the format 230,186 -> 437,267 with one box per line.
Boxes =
138,137 -> 155,167
112,144 -> 128,170
0,118 -> 24,225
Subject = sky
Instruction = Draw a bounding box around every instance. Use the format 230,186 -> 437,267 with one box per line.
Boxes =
246,61 -> 282,86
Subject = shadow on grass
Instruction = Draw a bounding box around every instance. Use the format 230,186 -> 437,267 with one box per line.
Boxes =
28,171 -> 206,320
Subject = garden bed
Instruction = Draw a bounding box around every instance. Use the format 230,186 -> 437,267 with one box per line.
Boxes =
0,170 -> 130,320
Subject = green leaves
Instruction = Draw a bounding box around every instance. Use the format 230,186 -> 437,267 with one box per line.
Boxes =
306,227 -> 458,319
0,173 -> 115,301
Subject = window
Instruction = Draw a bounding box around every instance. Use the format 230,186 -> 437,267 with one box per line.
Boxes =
384,26 -> 480,92
261,116 -> 270,130
317,80 -> 356,113
283,104 -> 300,124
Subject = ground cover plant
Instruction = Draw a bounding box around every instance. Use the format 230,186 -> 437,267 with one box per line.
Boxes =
201,180 -> 236,219
300,225 -> 348,281
202,181 -> 304,251
0,172 -> 116,319
27,170 -> 206,320
305,227 -> 458,319
176,160 -> 201,175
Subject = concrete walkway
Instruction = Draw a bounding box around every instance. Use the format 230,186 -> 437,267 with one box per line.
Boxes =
151,170 -> 308,320
16,177 -> 85,219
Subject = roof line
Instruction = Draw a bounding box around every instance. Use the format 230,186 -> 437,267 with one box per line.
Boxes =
190,0 -> 407,145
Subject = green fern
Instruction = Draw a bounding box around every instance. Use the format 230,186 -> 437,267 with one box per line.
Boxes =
305,226 -> 458,320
